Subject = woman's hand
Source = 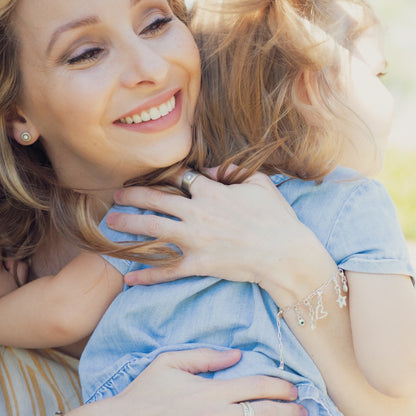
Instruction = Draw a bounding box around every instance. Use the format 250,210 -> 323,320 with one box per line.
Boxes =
70,348 -> 306,416
108,168 -> 337,302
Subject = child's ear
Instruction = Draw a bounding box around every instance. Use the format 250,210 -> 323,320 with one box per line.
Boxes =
296,70 -> 322,106
6,106 -> 40,146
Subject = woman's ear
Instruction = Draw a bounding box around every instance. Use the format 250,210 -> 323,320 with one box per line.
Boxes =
6,106 -> 40,146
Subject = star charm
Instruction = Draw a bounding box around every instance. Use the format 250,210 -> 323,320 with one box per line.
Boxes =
336,295 -> 347,308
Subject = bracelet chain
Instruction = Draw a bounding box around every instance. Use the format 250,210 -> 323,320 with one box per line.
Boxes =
277,268 -> 348,369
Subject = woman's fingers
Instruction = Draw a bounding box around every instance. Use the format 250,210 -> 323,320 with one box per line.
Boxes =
154,348 -> 242,374
121,348 -> 306,416
125,264 -> 182,285
221,375 -> 298,403
170,167 -> 207,189
125,253 -> 211,285
153,348 -> 305,413
154,349 -> 299,403
107,212 -> 184,242
235,401 -> 307,416
114,186 -> 189,218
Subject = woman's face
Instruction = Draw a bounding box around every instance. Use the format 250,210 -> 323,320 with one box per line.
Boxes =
13,0 -> 201,190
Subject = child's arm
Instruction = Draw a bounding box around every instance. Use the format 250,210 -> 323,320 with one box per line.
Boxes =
0,252 -> 124,348
348,271 -> 416,398
331,179 -> 416,398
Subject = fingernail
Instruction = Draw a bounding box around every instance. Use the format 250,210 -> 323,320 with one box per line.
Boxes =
106,212 -> 117,227
290,386 -> 298,400
300,406 -> 308,416
113,190 -> 122,203
124,272 -> 136,286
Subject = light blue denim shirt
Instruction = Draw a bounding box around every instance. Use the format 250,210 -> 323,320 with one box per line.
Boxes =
79,167 -> 414,415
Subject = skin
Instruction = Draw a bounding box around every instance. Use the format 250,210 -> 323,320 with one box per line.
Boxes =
1,0 -> 416,414
1,0 -> 308,415
104,10 -> 416,407
336,3 -> 395,175
66,349 -> 306,416
12,0 -> 200,194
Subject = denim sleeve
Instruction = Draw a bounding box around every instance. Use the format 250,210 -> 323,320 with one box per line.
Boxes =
326,180 -> 415,279
99,205 -> 150,276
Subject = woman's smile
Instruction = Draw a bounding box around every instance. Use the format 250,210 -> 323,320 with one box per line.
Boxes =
13,0 -> 201,191
115,89 -> 182,134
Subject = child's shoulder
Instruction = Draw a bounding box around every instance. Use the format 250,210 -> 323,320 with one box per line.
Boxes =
271,166 -> 391,223
271,166 -> 384,205
271,167 -> 413,276
271,166 -> 411,272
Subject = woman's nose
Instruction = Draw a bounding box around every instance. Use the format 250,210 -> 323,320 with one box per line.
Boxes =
119,38 -> 169,88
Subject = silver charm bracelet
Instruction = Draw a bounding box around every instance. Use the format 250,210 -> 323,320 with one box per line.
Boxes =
277,268 -> 348,369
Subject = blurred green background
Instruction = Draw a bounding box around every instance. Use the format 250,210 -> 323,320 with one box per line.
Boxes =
368,0 -> 416,257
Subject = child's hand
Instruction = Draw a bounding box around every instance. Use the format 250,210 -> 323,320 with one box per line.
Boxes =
0,259 -> 29,297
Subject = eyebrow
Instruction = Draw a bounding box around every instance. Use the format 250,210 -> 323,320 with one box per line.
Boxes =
46,0 -> 144,56
46,16 -> 100,56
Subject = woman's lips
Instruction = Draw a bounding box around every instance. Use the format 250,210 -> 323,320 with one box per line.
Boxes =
115,90 -> 182,134
118,95 -> 176,125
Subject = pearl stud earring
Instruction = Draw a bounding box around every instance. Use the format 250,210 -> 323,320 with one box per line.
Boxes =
20,132 -> 32,143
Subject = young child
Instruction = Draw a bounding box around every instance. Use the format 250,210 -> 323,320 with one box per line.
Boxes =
79,0 -> 413,411
0,1 -> 414,415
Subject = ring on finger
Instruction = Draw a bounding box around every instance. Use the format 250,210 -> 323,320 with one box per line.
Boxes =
181,170 -> 200,194
240,402 -> 255,416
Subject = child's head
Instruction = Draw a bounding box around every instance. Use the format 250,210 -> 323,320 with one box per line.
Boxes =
190,0 -> 393,181
332,1 -> 394,176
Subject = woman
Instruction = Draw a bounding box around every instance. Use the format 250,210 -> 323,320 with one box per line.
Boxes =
0,0 -> 414,415
0,0 -> 326,414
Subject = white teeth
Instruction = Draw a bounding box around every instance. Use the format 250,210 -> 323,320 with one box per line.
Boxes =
159,103 -> 169,116
150,107 -> 161,120
141,110 -> 151,122
119,95 -> 176,125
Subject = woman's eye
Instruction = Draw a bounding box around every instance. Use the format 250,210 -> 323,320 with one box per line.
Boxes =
67,47 -> 103,65
141,16 -> 173,36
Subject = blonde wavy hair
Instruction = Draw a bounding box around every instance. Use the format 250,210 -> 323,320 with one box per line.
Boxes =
0,0 -> 196,269
0,0 -> 378,270
190,0 -> 378,183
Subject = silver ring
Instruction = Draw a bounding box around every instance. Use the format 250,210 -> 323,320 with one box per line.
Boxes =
181,170 -> 200,194
240,402 -> 255,416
